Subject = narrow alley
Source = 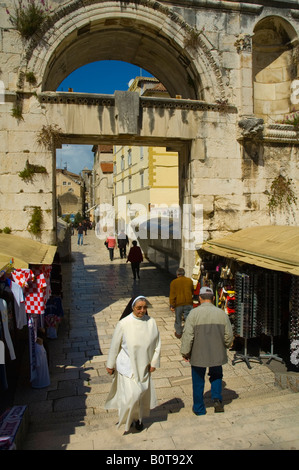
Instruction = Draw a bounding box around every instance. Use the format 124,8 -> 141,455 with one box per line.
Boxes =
15,231 -> 299,451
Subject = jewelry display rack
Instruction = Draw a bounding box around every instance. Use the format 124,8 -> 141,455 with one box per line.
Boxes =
259,335 -> 284,364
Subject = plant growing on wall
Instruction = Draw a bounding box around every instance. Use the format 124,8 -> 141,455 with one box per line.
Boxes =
0,227 -> 12,234
19,160 -> 47,182
277,112 -> 299,128
6,0 -> 51,40
11,91 -> 25,121
11,103 -> 24,121
184,27 -> 205,50
268,174 -> 297,213
28,206 -> 43,235
36,124 -> 62,151
25,71 -> 37,86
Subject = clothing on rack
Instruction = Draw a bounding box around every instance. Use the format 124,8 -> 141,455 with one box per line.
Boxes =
10,281 -> 26,330
24,266 -> 52,316
0,299 -> 16,361
31,339 -> 50,389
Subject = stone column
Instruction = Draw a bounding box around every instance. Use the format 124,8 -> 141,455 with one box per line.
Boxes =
235,34 -> 253,116
178,142 -> 201,277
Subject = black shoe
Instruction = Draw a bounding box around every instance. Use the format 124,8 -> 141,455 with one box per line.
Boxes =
213,399 -> 224,413
135,420 -> 143,431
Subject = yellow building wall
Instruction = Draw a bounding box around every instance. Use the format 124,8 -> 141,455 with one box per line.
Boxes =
113,144 -> 178,218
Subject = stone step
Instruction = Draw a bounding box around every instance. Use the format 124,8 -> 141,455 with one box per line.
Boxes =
22,386 -> 299,450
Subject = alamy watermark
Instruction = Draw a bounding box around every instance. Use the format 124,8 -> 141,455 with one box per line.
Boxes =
94,197 -> 203,250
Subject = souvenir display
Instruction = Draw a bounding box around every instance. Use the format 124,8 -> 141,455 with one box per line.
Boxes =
196,252 -> 298,369
0,255 -> 64,414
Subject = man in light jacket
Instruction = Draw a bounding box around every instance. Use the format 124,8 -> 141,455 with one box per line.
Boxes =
181,286 -> 233,415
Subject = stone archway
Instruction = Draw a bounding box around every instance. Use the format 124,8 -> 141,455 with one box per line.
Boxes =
12,0 -> 228,271
22,0 -> 225,103
253,15 -> 299,121
3,0 -> 298,277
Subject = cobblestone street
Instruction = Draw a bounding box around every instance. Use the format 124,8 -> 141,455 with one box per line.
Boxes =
16,231 -> 299,451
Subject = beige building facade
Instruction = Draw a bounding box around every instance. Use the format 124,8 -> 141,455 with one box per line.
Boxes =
92,145 -> 114,227
56,169 -> 84,218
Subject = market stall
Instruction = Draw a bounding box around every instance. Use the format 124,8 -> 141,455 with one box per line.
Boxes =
195,226 -> 299,370
0,233 -> 64,443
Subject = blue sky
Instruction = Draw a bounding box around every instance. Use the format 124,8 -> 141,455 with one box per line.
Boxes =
56,61 -> 153,174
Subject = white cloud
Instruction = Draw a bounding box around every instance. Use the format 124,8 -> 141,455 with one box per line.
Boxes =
56,145 -> 94,175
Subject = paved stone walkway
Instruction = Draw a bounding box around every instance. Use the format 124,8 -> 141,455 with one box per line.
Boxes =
16,231 -> 299,451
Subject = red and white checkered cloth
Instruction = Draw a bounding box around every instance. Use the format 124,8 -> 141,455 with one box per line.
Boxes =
12,269 -> 34,289
12,266 -> 52,315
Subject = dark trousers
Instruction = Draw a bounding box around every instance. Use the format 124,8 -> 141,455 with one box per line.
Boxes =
131,262 -> 140,279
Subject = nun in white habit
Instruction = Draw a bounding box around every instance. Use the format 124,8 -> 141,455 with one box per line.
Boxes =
105,295 -> 161,432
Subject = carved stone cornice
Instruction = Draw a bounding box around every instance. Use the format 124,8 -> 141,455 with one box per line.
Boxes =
238,117 -> 299,144
38,92 -> 237,113
38,92 -> 114,107
264,124 -> 299,143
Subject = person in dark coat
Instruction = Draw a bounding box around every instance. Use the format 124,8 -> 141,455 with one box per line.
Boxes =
117,230 -> 129,259
126,241 -> 143,280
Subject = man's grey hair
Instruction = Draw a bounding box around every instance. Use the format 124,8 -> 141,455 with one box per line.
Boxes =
200,293 -> 214,300
177,268 -> 185,276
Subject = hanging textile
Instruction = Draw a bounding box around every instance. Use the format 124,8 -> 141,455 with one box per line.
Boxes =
10,281 -> 26,330
12,266 -> 52,316
28,316 -> 37,383
24,266 -> 51,316
11,269 -> 34,291
0,299 -> 16,361
31,339 -> 50,388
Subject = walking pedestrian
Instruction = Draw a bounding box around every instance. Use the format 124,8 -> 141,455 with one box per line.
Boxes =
169,267 -> 194,339
105,233 -> 117,261
105,295 -> 161,433
180,286 -> 233,415
83,220 -> 88,235
126,240 -> 143,279
76,222 -> 84,245
117,229 -> 129,259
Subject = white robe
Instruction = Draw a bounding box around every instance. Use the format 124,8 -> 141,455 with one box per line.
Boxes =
105,313 -> 161,431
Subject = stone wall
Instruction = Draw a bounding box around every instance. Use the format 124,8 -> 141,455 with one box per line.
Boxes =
0,93 -> 55,244
0,1 -> 299,272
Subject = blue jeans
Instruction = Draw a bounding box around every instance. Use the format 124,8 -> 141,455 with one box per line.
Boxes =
174,305 -> 192,335
191,365 -> 223,415
77,233 -> 83,245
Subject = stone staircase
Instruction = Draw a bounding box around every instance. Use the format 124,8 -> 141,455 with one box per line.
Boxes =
14,236 -> 299,451
20,357 -> 299,451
